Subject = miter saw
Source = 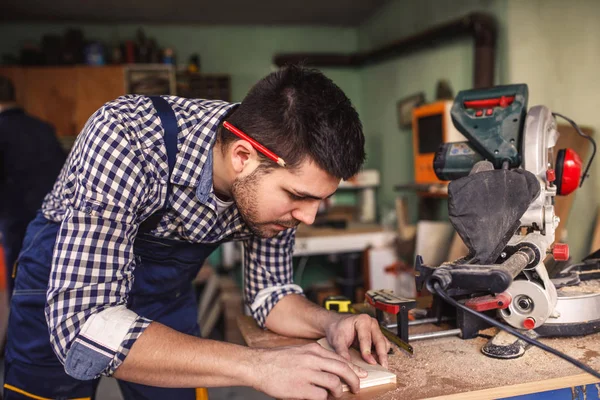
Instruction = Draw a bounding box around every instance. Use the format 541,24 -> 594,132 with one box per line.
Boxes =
415,84 -> 598,359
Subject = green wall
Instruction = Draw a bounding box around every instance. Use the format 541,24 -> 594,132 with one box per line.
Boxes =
505,0 -> 600,262
356,0 -> 599,261
0,23 -> 362,111
3,0 -> 599,262
357,0 -> 508,222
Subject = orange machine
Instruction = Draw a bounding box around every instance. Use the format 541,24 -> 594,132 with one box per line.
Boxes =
412,100 -> 466,184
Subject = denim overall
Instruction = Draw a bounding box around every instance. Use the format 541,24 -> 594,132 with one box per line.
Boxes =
4,96 -> 216,400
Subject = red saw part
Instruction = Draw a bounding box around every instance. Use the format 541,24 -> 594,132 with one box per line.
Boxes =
464,292 -> 512,312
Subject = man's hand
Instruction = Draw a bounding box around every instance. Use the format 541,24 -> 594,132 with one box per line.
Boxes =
325,314 -> 391,368
251,343 -> 368,399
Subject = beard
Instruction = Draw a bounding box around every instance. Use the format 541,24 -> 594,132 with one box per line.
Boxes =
231,167 -> 300,238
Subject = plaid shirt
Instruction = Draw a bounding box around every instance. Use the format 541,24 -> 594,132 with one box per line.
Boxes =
42,95 -> 302,378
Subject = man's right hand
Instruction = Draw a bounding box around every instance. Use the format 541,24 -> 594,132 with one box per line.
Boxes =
250,342 -> 367,399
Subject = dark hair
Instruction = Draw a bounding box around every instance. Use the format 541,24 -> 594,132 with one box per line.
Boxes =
0,75 -> 16,103
219,65 -> 365,180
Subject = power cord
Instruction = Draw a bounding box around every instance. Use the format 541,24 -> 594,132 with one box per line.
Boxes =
432,282 -> 600,380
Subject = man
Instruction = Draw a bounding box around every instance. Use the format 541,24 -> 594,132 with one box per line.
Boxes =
4,65 -> 390,400
0,76 -> 66,296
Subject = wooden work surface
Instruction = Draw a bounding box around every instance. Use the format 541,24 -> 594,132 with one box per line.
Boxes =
295,223 -> 384,238
237,315 -> 600,399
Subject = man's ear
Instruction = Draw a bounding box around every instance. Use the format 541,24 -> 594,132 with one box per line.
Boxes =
229,140 -> 259,175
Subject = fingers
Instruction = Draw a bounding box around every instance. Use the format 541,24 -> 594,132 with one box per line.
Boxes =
371,324 -> 391,369
310,372 -> 344,398
347,361 -> 369,379
314,356 -> 361,394
303,386 -> 329,400
330,337 -> 352,362
355,316 -> 377,365
309,343 -> 368,378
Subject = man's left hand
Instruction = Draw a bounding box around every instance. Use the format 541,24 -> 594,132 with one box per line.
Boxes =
324,313 -> 391,369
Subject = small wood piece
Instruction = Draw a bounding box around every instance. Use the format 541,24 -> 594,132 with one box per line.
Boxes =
317,338 -> 397,391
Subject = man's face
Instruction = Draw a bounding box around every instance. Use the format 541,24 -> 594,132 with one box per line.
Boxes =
231,159 -> 340,238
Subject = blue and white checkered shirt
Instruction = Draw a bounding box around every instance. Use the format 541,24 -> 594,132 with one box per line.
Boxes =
42,95 -> 303,378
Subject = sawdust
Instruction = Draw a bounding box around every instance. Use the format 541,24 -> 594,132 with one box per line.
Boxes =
368,327 -> 600,400
558,279 -> 600,295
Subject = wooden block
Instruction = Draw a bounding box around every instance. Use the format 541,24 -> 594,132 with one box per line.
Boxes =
317,338 -> 396,391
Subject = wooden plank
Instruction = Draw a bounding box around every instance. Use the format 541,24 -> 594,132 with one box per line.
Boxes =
238,315 -> 600,399
75,66 -> 125,134
296,223 -> 384,238
318,338 -> 397,391
424,373 -> 598,400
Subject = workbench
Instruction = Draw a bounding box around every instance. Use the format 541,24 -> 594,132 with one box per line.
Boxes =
294,224 -> 396,257
237,315 -> 600,399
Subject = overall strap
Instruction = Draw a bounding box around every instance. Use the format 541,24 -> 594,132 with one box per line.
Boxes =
138,96 -> 179,233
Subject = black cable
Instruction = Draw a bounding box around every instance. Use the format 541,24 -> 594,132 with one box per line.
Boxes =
552,112 -> 596,188
432,282 -> 600,380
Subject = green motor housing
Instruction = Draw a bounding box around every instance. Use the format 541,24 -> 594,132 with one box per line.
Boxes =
434,84 -> 529,181
434,141 -> 485,181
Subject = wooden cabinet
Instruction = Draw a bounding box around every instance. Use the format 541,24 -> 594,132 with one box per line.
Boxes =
0,66 -> 231,137
22,67 -> 78,136
75,66 -> 125,133
0,67 -> 26,105
0,66 -> 125,136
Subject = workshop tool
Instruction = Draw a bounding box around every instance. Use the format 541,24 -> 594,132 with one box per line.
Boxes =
324,293 -> 415,354
416,83 -> 598,359
366,290 -> 415,355
323,296 -> 353,313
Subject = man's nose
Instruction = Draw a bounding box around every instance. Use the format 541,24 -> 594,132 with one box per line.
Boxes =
291,201 -> 320,225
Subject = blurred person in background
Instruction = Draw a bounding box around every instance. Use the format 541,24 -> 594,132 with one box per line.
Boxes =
0,75 -> 66,297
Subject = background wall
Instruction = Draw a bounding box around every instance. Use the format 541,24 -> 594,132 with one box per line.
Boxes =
505,0 -> 600,262
0,23 -> 362,111
1,0 -> 598,262
356,0 -> 598,262
356,0 -> 508,223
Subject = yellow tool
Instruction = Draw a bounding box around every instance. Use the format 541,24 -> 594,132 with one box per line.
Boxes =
323,296 -> 353,313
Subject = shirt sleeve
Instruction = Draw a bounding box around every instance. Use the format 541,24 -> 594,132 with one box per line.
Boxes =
243,228 -> 304,327
45,104 -> 155,380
